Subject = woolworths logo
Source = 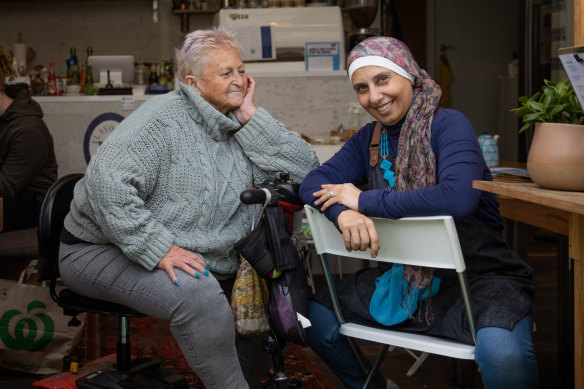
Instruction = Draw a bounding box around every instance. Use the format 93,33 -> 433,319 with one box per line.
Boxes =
0,301 -> 55,351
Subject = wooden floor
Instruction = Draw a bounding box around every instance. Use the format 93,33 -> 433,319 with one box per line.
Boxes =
0,234 -> 564,388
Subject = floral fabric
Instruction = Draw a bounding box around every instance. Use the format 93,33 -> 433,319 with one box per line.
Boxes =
231,258 -> 270,334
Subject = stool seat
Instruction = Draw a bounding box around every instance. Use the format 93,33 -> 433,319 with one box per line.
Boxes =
0,227 -> 38,260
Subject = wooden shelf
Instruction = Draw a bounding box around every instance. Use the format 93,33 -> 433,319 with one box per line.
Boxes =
173,8 -> 220,33
173,9 -> 220,14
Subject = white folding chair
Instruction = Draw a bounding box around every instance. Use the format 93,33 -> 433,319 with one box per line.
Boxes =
304,205 -> 477,388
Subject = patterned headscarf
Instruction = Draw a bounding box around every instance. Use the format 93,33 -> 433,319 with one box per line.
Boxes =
347,37 -> 442,191
348,37 -> 443,323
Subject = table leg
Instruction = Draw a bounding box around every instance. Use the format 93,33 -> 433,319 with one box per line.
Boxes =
558,235 -> 574,388
571,213 -> 584,389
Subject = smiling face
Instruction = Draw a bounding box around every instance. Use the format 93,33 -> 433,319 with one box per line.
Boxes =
185,46 -> 247,114
351,66 -> 414,126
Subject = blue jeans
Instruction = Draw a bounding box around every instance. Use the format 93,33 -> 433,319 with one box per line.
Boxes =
307,300 -> 539,389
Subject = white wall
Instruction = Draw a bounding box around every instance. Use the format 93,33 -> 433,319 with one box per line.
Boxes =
0,0 -> 209,76
2,0 -> 360,142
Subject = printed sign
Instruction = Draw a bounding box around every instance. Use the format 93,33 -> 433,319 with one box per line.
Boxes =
305,41 -> 341,71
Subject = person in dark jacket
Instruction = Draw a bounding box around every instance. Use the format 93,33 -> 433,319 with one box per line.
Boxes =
0,49 -> 58,231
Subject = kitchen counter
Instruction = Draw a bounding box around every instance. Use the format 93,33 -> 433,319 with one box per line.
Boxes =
34,94 -> 150,176
35,74 -> 359,176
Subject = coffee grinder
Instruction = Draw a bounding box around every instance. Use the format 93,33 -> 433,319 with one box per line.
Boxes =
347,0 -> 379,51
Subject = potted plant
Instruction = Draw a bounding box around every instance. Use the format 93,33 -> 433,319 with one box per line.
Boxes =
512,79 -> 584,191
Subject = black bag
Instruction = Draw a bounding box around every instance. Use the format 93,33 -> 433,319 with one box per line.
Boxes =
234,206 -> 310,346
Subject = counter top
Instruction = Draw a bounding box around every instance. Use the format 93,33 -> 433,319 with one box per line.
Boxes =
33,94 -> 152,103
247,70 -> 348,79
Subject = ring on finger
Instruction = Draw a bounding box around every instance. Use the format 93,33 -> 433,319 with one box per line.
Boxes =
329,191 -> 334,198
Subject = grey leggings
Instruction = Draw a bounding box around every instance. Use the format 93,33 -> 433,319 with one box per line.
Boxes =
59,242 -> 251,389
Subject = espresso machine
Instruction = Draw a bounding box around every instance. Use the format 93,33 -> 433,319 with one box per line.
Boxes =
347,0 -> 379,51
215,6 -> 345,73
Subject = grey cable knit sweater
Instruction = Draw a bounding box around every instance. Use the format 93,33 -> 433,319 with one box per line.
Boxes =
63,82 -> 319,278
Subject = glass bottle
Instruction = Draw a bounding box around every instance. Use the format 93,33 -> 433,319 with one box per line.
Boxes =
47,62 -> 57,96
133,61 -> 147,85
84,67 -> 94,95
158,61 -> 170,87
148,63 -> 159,86
165,61 -> 175,90
80,64 -> 87,94
66,49 -> 73,79
85,47 -> 95,95
66,47 -> 80,85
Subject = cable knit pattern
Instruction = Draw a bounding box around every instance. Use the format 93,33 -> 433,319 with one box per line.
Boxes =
64,82 -> 319,278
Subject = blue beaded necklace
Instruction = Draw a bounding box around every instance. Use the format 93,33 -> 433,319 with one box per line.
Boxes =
379,126 -> 396,189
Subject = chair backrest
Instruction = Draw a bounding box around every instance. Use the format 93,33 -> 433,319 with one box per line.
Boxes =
305,204 -> 477,349
304,205 -> 466,272
37,174 -> 84,282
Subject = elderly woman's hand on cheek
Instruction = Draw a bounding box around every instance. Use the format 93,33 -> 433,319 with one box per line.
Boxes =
233,76 -> 257,126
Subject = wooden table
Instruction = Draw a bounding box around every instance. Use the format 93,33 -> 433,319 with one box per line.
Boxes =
473,180 -> 584,388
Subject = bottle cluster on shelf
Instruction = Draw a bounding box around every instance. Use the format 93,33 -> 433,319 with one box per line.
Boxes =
12,47 -> 176,97
133,60 -> 175,95
24,47 -> 95,96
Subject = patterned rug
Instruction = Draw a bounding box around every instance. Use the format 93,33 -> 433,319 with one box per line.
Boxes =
70,313 -> 333,389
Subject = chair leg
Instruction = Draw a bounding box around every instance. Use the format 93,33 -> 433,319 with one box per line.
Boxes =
116,316 -> 132,371
387,347 -> 430,377
302,245 -> 317,294
363,344 -> 390,389
405,351 -> 430,377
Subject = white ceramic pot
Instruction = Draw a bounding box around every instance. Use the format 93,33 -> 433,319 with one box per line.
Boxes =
527,122 -> 584,191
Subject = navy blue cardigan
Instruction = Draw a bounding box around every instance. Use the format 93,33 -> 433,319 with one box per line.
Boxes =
300,108 -> 502,228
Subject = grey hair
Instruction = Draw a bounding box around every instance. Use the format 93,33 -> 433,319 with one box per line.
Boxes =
175,27 -> 243,83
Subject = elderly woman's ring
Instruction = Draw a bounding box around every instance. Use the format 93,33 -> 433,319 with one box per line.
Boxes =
330,191 -> 334,198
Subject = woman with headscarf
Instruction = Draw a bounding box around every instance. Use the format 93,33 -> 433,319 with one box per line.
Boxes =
58,27 -> 319,388
299,37 -> 537,389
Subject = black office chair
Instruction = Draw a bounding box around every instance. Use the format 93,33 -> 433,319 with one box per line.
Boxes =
34,173 -> 187,389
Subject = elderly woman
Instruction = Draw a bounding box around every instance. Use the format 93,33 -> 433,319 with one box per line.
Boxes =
299,37 -> 538,389
58,27 -> 318,388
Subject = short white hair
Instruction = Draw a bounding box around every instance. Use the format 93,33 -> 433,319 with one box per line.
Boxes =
175,27 -> 243,83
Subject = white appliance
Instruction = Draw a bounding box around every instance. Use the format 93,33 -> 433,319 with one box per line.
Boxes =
215,6 -> 345,73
